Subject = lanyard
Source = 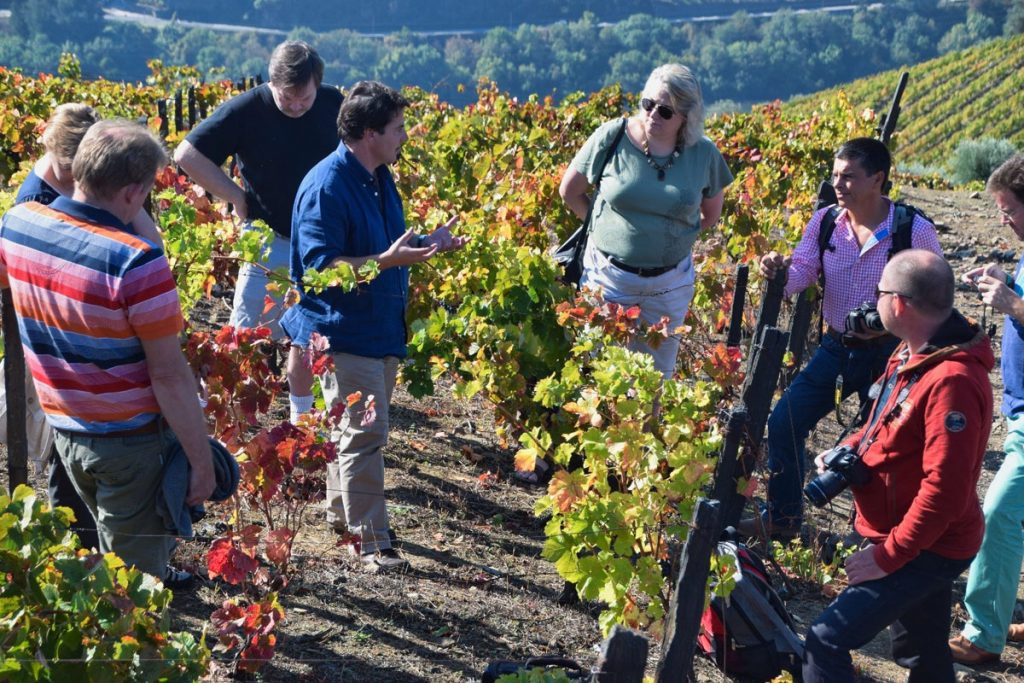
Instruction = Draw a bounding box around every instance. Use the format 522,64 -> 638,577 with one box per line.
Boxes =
857,362 -> 922,456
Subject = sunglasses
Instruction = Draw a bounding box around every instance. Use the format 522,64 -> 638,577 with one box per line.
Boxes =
640,97 -> 676,120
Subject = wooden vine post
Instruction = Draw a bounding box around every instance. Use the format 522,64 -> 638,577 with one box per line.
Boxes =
656,498 -> 722,682
2,291 -> 28,491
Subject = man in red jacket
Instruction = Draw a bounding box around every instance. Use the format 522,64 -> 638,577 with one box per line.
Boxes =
802,249 -> 993,683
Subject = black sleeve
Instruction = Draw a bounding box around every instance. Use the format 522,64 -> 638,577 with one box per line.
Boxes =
184,91 -> 250,167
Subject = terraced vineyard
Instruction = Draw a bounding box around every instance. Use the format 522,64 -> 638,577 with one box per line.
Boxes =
785,33 -> 1024,168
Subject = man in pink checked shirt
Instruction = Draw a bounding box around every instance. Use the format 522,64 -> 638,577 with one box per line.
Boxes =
738,137 -> 942,540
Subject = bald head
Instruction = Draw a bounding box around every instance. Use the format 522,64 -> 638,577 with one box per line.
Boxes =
883,249 -> 954,318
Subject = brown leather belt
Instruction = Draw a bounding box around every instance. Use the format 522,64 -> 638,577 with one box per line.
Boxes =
59,417 -> 166,439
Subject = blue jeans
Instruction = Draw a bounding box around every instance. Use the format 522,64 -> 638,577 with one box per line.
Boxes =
804,550 -> 972,683
763,334 -> 896,528
961,414 -> 1024,653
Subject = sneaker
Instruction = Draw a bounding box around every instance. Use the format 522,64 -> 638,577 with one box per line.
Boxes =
736,516 -> 800,542
360,548 -> 408,572
1008,623 -> 1024,643
162,566 -> 196,591
948,634 -> 999,665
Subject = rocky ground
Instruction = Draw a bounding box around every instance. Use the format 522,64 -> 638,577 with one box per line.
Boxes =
2,186 -> 1023,682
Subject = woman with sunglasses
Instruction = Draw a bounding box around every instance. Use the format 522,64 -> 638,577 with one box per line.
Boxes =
559,64 -> 733,377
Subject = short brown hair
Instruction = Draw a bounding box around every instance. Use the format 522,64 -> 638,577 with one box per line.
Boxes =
987,153 -> 1024,205
268,41 -> 324,89
41,103 -> 100,169
72,120 -> 168,200
337,81 -> 409,142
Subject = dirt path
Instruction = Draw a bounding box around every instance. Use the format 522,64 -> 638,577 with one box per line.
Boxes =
3,186 -> 1023,682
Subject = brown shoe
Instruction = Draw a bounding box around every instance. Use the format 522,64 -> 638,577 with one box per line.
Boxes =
1008,623 -> 1024,643
948,634 -> 999,665
735,516 -> 799,542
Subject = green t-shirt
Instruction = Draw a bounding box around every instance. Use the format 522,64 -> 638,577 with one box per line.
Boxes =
571,118 -> 734,268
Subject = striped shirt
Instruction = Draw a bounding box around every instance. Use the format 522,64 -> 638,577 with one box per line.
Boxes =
785,203 -> 942,331
0,197 -> 183,433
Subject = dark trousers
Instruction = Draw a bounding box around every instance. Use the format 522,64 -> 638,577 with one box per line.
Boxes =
47,446 -> 99,550
764,334 -> 896,527
803,550 -> 972,683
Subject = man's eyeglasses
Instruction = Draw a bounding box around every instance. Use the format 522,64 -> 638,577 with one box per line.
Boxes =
876,287 -> 911,300
640,97 -> 676,121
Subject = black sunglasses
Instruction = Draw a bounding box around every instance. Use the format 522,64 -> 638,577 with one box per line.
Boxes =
640,97 -> 675,120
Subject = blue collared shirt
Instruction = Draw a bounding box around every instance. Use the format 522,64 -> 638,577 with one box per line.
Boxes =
1002,255 -> 1024,417
280,143 -> 409,358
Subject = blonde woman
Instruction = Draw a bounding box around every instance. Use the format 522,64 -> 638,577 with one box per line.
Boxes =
559,64 -> 733,377
16,102 -> 163,245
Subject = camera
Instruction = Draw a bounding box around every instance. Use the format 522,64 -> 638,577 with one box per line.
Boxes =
845,302 -> 885,336
803,444 -> 871,508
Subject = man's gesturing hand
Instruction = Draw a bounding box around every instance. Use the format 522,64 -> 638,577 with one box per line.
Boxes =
379,228 -> 438,268
422,215 -> 468,252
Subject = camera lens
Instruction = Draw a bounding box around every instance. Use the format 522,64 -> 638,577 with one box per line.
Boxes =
804,470 -> 849,508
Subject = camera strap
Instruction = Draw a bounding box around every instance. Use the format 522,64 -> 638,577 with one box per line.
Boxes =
857,365 -> 922,456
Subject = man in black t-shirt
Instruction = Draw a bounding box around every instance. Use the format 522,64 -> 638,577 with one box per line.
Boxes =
174,40 -> 342,421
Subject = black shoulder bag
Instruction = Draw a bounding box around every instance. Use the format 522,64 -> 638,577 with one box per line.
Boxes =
553,118 -> 628,288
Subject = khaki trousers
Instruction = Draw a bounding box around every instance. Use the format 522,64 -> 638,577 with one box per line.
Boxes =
54,428 -> 176,578
322,352 -> 399,553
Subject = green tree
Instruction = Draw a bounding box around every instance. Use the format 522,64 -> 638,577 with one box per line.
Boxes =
939,10 -> 998,53
81,24 -> 155,81
10,0 -> 104,46
1006,0 -> 1024,34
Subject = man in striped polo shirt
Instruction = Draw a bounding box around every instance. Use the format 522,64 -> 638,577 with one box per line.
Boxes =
0,120 -> 214,582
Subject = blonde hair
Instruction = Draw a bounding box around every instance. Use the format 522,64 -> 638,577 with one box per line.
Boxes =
72,120 -> 168,200
40,103 -> 100,168
643,64 -> 705,147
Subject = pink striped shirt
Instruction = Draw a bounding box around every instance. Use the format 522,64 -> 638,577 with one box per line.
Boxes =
785,203 -> 942,330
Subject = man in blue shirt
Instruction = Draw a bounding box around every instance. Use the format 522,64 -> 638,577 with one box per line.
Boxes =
281,81 -> 465,571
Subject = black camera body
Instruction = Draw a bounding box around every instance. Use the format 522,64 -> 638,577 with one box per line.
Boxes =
845,302 -> 885,336
803,444 -> 871,507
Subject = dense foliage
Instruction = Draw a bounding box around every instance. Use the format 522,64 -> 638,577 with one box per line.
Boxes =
1,0 -> 1020,110
0,486 -> 209,681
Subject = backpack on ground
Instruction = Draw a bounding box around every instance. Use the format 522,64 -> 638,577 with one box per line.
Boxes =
697,540 -> 804,682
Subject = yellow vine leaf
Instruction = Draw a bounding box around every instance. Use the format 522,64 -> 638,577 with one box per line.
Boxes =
548,470 -> 588,513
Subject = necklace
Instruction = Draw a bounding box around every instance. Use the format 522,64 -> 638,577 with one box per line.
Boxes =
642,137 -> 681,181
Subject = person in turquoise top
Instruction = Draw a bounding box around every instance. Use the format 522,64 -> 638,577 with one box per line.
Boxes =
559,63 -> 733,377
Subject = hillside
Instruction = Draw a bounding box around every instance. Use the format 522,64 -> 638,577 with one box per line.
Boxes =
785,33 -> 1024,169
